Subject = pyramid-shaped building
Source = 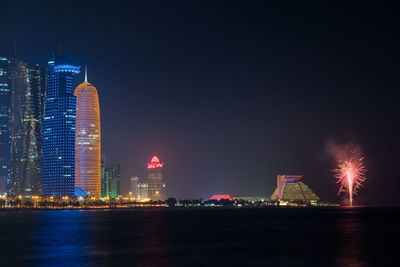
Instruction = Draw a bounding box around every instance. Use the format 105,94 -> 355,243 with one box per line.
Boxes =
270,175 -> 320,203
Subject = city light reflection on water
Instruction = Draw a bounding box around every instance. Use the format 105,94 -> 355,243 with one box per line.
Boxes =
0,207 -> 398,266
31,210 -> 88,265
336,208 -> 369,267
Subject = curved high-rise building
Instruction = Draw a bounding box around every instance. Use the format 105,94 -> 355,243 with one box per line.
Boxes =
74,69 -> 101,198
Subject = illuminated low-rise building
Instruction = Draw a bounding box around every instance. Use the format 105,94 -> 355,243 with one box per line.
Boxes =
232,196 -> 267,202
270,175 -> 320,203
210,194 -> 232,201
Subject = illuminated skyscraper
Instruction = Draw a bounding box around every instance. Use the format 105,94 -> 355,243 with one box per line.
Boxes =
42,53 -> 80,197
129,176 -> 139,198
0,56 -> 11,193
109,162 -> 120,198
75,67 -> 101,198
100,153 -> 109,198
100,153 -> 120,199
138,183 -> 148,199
0,176 -> 6,194
0,55 -> 46,196
147,156 -> 165,200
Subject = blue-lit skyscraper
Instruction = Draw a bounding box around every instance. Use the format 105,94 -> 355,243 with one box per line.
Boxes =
42,53 -> 80,197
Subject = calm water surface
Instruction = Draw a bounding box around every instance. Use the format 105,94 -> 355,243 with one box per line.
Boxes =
0,207 -> 399,266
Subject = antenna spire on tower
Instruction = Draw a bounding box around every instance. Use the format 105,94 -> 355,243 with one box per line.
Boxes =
85,64 -> 88,83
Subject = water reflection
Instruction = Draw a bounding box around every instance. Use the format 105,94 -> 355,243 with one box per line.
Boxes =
138,209 -> 172,267
1,208 -> 391,266
336,208 -> 369,267
34,210 -> 87,266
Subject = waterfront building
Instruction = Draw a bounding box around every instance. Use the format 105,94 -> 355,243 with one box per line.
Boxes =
0,55 -> 46,196
232,196 -> 267,202
42,53 -> 80,197
129,176 -> 139,199
100,153 -> 109,197
270,175 -> 320,203
108,163 -> 120,198
138,182 -> 148,199
0,176 -> 6,194
147,156 -> 165,200
209,194 -> 232,201
0,56 -> 12,193
75,67 -> 101,198
100,153 -> 120,199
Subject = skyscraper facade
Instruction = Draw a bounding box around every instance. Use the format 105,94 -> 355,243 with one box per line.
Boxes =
100,153 -> 120,199
42,53 -> 80,197
75,70 -> 101,198
0,56 -> 46,196
147,156 -> 165,200
138,183 -> 148,199
0,176 -> 6,194
100,153 -> 109,198
10,58 -> 46,196
0,56 -> 11,194
129,176 -> 139,198
108,163 -> 120,198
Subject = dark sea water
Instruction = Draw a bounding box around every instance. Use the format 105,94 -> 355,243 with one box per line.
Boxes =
0,207 -> 399,267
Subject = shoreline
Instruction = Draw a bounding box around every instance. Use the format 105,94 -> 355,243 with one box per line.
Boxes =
2,205 -> 391,212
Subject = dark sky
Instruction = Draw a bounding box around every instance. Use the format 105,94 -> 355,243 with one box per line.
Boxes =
1,1 -> 399,204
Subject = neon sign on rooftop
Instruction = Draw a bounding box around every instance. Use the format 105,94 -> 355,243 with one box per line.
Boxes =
147,156 -> 164,169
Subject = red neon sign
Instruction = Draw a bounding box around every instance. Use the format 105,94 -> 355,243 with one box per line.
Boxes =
147,156 -> 164,169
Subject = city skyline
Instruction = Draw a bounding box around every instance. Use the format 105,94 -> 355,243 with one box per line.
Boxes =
1,1 -> 399,204
1,2 -> 399,266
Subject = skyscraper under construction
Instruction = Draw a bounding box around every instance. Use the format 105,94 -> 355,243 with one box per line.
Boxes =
75,67 -> 101,198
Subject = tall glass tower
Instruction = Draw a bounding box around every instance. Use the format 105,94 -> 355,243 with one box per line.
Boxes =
10,58 -> 46,196
75,68 -> 101,198
0,56 -> 12,194
0,55 -> 46,196
42,53 -> 80,197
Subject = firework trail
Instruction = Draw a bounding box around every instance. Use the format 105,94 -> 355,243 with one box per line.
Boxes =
332,145 -> 366,206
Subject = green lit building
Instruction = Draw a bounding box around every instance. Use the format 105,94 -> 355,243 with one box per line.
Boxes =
100,153 -> 120,199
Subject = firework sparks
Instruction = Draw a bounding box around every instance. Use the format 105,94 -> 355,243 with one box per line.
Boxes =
333,146 -> 366,206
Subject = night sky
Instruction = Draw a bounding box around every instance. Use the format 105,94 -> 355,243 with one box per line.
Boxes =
1,1 -> 399,204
